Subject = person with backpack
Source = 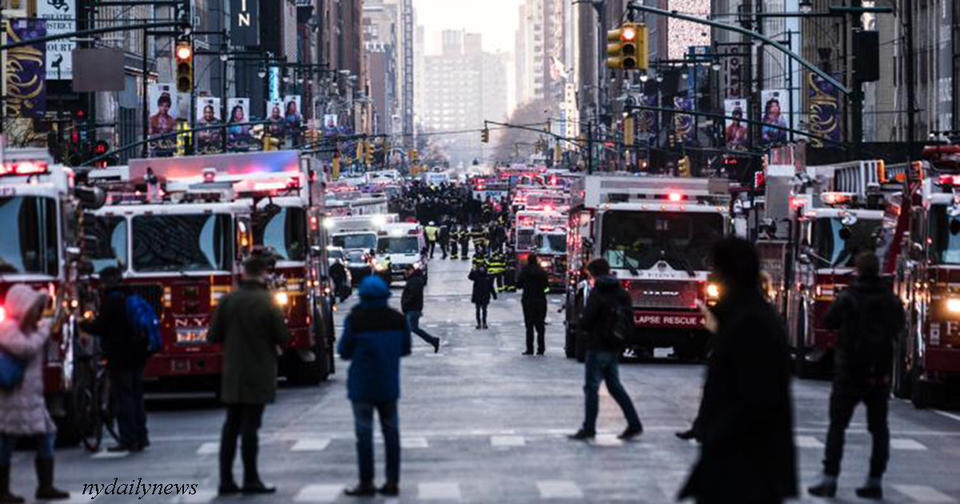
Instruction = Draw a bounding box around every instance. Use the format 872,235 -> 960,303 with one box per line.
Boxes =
808,252 -> 904,500
208,257 -> 290,495
517,254 -> 549,356
568,259 -> 643,441
83,266 -> 151,452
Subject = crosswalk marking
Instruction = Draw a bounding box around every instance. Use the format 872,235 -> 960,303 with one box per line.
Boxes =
891,438 -> 927,450
418,482 -> 461,500
795,435 -> 824,449
291,438 -> 331,452
91,450 -> 129,459
195,442 -> 219,455
401,436 -> 429,448
293,484 -> 344,503
490,435 -> 525,447
537,480 -> 583,499
893,484 -> 957,503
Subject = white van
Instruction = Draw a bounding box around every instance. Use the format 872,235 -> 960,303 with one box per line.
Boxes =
375,222 -> 428,283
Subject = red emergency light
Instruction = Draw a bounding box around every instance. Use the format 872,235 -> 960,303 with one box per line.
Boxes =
821,192 -> 852,206
667,192 -> 683,202
0,161 -> 49,177
938,174 -> 960,187
788,196 -> 807,209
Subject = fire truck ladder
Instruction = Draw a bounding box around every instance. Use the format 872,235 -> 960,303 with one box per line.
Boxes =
827,160 -> 885,195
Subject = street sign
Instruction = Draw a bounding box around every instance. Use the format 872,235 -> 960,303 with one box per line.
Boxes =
37,0 -> 75,80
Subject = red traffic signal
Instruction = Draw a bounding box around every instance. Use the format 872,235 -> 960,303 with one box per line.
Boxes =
621,26 -> 637,41
175,42 -> 192,61
93,140 -> 109,155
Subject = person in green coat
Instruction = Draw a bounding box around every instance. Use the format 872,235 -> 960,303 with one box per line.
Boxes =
208,256 -> 290,496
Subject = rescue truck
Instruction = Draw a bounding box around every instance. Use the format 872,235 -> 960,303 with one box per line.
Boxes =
564,176 -> 731,360
513,210 -> 567,289
375,222 -> 428,284
324,214 -> 396,253
0,149 -> 106,444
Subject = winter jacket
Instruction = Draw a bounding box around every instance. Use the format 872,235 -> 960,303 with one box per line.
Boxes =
338,276 -> 411,403
680,290 -> 797,502
208,280 -> 290,404
438,226 -> 450,243
578,275 -> 631,352
0,285 -> 57,435
469,270 -> 497,306
401,271 -> 426,313
82,287 -> 145,372
517,264 -> 549,304
824,276 -> 905,391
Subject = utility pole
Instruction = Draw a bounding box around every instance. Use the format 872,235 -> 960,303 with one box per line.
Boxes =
904,0 -> 917,160
587,120 -> 594,174
849,0 -> 864,158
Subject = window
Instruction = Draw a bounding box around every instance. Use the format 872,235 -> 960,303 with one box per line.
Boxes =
132,214 -> 233,272
0,196 -> 59,276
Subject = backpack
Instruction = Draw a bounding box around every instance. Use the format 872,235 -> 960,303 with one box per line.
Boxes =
0,350 -> 24,391
125,295 -> 161,356
602,300 -> 635,347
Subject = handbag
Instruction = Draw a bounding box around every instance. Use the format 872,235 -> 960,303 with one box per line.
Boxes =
0,349 -> 25,390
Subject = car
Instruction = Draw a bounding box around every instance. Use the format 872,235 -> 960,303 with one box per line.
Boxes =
345,249 -> 374,285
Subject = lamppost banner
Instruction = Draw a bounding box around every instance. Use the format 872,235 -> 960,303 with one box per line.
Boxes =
760,89 -> 789,146
226,98 -> 252,152
637,93 -> 658,145
724,98 -> 749,151
148,83 -> 177,156
196,97 -> 222,154
3,19 -> 47,119
266,99 -> 285,138
673,96 -> 694,146
807,73 -> 843,148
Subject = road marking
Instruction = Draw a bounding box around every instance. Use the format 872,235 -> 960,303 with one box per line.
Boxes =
891,438 -> 927,450
537,480 -> 583,499
293,484 -> 344,503
490,435 -> 525,447
934,409 -> 960,423
196,442 -> 219,455
401,436 -> 429,448
418,482 -> 461,500
795,435 -> 824,449
91,450 -> 129,459
893,484 -> 957,503
593,434 -> 623,447
291,438 -> 331,452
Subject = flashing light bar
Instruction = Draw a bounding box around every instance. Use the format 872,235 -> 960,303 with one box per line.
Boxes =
821,192 -> 854,206
789,196 -> 808,209
938,175 -> 960,187
0,160 -> 49,177
667,192 -> 683,202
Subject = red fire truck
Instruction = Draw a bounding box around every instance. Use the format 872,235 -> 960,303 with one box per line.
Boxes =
513,210 -> 567,289
565,176 -> 731,360
0,149 -> 105,444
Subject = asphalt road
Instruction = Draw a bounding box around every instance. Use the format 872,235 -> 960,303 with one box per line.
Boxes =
9,258 -> 960,503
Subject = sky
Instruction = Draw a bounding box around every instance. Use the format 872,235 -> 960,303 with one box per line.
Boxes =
414,0 -> 523,55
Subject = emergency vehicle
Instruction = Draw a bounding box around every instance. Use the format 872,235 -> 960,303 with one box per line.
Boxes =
375,222 -> 428,283
564,176 -> 732,360
324,214 -> 396,253
513,210 -> 567,289
0,149 -> 106,444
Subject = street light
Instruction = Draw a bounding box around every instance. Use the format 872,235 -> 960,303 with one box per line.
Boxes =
257,63 -> 266,79
680,65 -> 689,80
798,0 -> 813,14
639,73 -> 649,83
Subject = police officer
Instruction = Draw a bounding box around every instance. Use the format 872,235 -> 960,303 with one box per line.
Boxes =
424,221 -> 439,259
438,221 -> 450,259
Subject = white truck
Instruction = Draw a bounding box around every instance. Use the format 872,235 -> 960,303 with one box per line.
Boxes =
375,222 -> 428,284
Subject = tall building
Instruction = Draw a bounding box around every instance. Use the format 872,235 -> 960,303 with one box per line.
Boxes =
482,52 -> 510,123
363,0 -> 401,136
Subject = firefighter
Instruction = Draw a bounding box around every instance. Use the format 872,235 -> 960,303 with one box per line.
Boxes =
470,224 -> 488,252
472,244 -> 488,271
449,225 -> 460,260
459,225 -> 471,261
502,252 -> 518,292
486,248 -> 507,292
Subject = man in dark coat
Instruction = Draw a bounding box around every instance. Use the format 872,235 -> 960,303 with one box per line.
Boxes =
339,276 -> 412,497
517,255 -> 549,355
208,257 -> 290,495
401,266 -> 440,352
468,266 -> 497,329
809,252 -> 904,500
569,259 -> 643,441
680,238 -> 797,504
438,222 -> 450,259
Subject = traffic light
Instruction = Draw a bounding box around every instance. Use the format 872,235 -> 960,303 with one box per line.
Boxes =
175,40 -> 193,93
355,140 -> 365,160
331,152 -> 341,181
481,128 -> 490,143
410,149 -> 418,164
364,141 -> 374,165
606,22 -> 648,70
623,116 -> 635,147
263,134 -> 280,151
678,156 -> 691,177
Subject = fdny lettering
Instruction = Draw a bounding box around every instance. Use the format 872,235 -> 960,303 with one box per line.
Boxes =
174,317 -> 207,328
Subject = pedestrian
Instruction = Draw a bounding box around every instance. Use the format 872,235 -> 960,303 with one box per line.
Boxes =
438,221 -> 450,259
424,221 -> 438,259
329,259 -> 350,303
679,238 -> 797,504
208,256 -> 290,495
338,276 -> 411,497
568,259 -> 643,441
808,252 -> 904,500
468,265 -> 497,329
401,266 -> 440,353
82,266 -> 149,452
458,225 -> 471,261
517,254 -> 549,356
486,248 -> 507,292
449,225 -> 460,260
0,284 -> 70,502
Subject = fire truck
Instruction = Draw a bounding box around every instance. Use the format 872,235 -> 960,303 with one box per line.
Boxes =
564,176 -> 731,360
513,210 -> 567,289
0,149 -> 105,444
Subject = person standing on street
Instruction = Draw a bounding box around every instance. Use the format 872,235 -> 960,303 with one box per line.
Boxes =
808,252 -> 904,500
459,224 -> 471,261
679,238 -> 797,504
517,255 -> 549,356
401,266 -> 440,353
469,265 -> 497,329
339,276 -> 412,497
449,225 -> 460,260
438,221 -> 450,259
424,222 -> 439,259
0,285 -> 70,502
209,257 -> 290,496
486,248 -> 507,292
568,259 -> 643,441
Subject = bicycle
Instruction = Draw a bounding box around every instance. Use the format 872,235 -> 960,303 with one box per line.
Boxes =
76,356 -> 120,452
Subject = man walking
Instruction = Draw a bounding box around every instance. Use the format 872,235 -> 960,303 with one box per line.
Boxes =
339,276 -> 412,497
569,259 -> 643,441
517,255 -> 549,356
401,266 -> 440,352
209,256 -> 289,495
809,252 -> 904,500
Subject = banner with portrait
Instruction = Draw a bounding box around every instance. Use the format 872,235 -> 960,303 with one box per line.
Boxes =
807,73 -> 843,148
148,83 -> 177,156
673,96 -> 694,146
283,95 -> 302,145
226,97 -> 251,152
724,98 -> 749,151
265,99 -> 285,139
195,97 -> 222,154
760,89 -> 788,146
636,93 -> 657,145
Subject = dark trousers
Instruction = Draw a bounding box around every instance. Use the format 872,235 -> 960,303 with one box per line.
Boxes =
110,366 -> 148,447
823,386 -> 890,478
450,240 -> 459,258
405,311 -> 439,347
219,404 -> 265,485
474,303 -> 488,326
581,351 -> 642,434
351,401 -> 400,485
427,240 -> 436,258
522,299 -> 546,353
439,240 -> 448,259
459,240 -> 470,259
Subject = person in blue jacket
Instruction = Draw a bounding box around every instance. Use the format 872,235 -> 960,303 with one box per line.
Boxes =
338,276 -> 412,498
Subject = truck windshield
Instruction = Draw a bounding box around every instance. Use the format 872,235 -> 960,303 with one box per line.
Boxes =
87,215 -> 127,273
811,217 -> 881,268
929,205 -> 960,264
517,229 -> 535,251
254,207 -> 306,261
332,233 -> 377,251
536,233 -> 566,254
0,196 -> 59,276
132,214 -> 233,273
601,211 -> 724,271
377,236 -> 419,254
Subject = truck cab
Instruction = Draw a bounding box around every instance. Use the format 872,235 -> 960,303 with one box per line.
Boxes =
375,222 -> 427,283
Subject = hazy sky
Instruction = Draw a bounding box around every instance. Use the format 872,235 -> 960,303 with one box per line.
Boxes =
415,0 -> 523,55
